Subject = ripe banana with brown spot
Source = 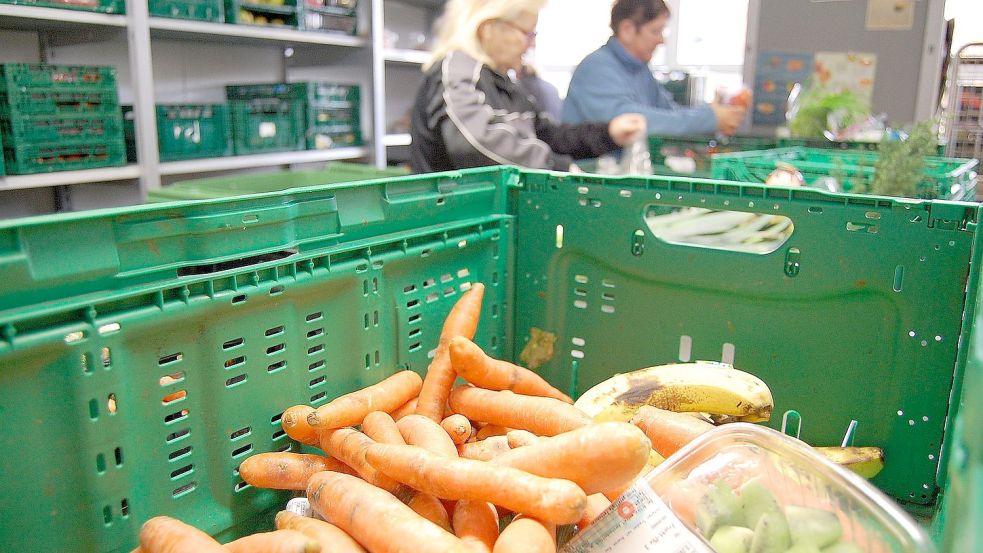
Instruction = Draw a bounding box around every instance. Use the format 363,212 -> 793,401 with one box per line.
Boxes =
815,446 -> 885,479
574,361 -> 774,423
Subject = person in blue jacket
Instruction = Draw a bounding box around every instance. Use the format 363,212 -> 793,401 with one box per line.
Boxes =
562,0 -> 747,136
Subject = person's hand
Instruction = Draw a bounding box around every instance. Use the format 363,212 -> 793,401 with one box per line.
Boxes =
711,104 -> 748,136
608,113 -> 646,146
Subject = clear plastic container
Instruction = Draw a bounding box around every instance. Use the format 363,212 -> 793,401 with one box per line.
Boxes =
644,423 -> 935,553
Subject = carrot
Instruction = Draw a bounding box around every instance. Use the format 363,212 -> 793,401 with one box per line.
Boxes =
417,283 -> 486,421
318,428 -> 407,497
505,430 -> 540,449
224,529 -> 319,553
441,414 -> 474,445
452,501 -> 499,553
398,414 -> 459,458
458,436 -> 511,461
281,405 -> 320,446
138,516 -> 225,553
492,422 -> 651,495
308,371 -> 423,429
493,516 -> 555,553
390,397 -> 418,421
409,492 -> 453,532
275,511 -> 366,553
577,494 -> 612,530
307,471 -> 472,553
366,443 -> 587,524
361,411 -> 406,445
449,386 -> 590,437
475,424 -> 510,441
449,337 -> 572,403
630,405 -> 715,458
239,452 -> 354,491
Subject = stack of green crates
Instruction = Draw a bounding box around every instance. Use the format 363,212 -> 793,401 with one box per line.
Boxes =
0,64 -> 126,175
225,0 -> 299,27
710,147 -> 979,201
225,81 -> 360,154
123,104 -> 232,162
647,135 -> 778,178
149,0 -> 224,21
147,162 -> 406,201
299,0 -> 357,34
0,0 -> 124,13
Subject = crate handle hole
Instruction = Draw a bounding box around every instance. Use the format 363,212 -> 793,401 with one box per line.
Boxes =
107,393 -> 118,414
645,206 -> 794,255
177,249 -> 296,277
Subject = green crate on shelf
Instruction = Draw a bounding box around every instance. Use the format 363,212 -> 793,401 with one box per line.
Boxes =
229,98 -> 305,154
149,0 -> 224,21
147,163 -> 407,201
2,112 -> 124,145
647,134 -> 778,178
307,122 -> 360,150
0,166 -> 979,551
122,104 -> 232,162
226,81 -> 359,107
0,88 -> 120,117
2,140 -> 126,174
0,63 -> 118,92
0,133 -> 4,176
711,147 -> 980,200
0,0 -> 124,13
224,0 -> 299,28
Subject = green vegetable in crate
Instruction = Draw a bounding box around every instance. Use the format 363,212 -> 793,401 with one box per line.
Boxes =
788,85 -> 869,140
870,121 -> 939,199
573,361 -> 775,424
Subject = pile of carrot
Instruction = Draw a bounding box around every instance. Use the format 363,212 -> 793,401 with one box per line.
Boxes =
130,281 -> 709,553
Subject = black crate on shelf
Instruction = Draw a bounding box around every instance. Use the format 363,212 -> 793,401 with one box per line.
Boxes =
149,0 -> 224,22
224,0 -> 299,28
299,0 -> 356,34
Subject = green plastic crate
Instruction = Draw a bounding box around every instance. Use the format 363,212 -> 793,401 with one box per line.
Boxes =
229,98 -> 305,155
711,147 -> 980,200
0,0 -> 124,13
0,166 -> 979,550
147,163 -> 407,201
779,137 -> 947,156
2,140 -> 126,174
149,0 -> 224,21
226,81 -> 359,106
2,112 -> 124,145
0,132 -> 5,176
648,134 -> 778,178
224,0 -> 298,28
0,63 -> 118,92
123,104 -> 231,162
0,88 -> 120,117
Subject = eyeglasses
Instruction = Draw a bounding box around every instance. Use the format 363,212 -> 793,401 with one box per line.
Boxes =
496,19 -> 537,41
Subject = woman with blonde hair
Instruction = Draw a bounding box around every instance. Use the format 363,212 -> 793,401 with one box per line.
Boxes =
410,0 -> 645,173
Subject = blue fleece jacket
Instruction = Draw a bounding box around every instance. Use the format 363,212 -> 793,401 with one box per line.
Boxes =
562,38 -> 718,136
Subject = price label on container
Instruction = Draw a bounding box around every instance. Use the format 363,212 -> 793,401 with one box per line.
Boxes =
561,480 -> 712,553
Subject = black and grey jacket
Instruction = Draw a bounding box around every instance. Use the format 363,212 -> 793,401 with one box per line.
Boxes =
410,51 -> 620,173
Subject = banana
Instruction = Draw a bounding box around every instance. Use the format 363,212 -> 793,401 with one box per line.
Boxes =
815,447 -> 885,479
574,361 -> 774,423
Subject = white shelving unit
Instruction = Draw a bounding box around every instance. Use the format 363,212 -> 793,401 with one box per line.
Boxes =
0,0 -> 442,214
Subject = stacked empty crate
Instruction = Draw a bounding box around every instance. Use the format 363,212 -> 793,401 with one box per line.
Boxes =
226,81 -> 360,155
0,64 -> 126,175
